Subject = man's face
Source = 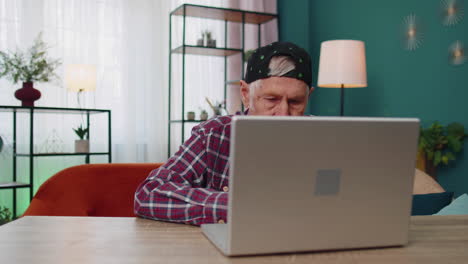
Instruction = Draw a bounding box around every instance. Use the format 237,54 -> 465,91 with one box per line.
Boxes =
240,77 -> 313,116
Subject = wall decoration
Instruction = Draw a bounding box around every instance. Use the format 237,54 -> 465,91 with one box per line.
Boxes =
449,41 -> 466,65
403,14 -> 423,51
39,129 -> 65,153
441,0 -> 464,26
0,134 -> 11,159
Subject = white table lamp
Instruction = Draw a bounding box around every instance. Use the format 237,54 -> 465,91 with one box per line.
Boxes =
65,64 -> 97,108
317,40 -> 367,116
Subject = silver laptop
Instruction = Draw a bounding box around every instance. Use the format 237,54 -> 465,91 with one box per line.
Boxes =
202,116 -> 420,256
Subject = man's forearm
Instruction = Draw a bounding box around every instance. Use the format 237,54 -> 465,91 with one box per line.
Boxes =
134,175 -> 228,225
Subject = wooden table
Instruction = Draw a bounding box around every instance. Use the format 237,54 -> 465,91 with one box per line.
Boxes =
1,215 -> 467,263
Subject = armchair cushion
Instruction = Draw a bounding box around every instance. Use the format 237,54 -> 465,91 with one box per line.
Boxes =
412,192 -> 454,215
23,163 -> 162,217
435,194 -> 468,215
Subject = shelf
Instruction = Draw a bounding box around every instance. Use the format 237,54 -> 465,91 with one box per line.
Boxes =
172,45 -> 242,57
16,152 -> 110,157
168,4 -> 277,158
0,105 -> 110,115
226,80 -> 241,85
171,4 -> 277,24
0,105 -> 112,218
0,182 -> 31,189
170,120 -> 206,123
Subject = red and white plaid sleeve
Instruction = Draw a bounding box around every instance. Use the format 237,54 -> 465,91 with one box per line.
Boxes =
134,126 -> 228,226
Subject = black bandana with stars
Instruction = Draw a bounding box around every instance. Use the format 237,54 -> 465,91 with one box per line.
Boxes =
244,41 -> 312,87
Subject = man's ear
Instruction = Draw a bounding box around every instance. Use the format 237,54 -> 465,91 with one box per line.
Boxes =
308,86 -> 315,98
240,80 -> 250,109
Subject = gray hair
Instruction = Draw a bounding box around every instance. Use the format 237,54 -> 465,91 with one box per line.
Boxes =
268,56 -> 296,77
249,56 -> 307,94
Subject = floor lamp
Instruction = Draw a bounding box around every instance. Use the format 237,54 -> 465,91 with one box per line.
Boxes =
317,40 -> 367,116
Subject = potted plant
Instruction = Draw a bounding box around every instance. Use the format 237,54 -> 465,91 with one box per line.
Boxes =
200,109 -> 208,121
418,121 -> 467,179
0,32 -> 61,107
187,111 -> 196,121
197,31 -> 205,46
73,124 -> 89,153
205,97 -> 226,116
205,31 -> 216,47
0,206 -> 12,226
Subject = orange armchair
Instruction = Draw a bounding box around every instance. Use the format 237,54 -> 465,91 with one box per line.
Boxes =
23,163 -> 162,217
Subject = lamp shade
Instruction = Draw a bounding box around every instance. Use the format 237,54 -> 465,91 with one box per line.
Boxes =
317,40 -> 367,88
65,64 -> 97,92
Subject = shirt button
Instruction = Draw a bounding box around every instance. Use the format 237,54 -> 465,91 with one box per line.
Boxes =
223,186 -> 229,192
218,219 -> 225,224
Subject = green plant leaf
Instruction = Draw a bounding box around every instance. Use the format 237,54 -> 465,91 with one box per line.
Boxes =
441,155 -> 449,165
434,151 -> 442,167
0,206 -> 12,225
0,32 -> 61,85
427,150 -> 434,161
447,122 -> 465,137
446,151 -> 456,161
73,124 -> 89,140
447,135 -> 462,153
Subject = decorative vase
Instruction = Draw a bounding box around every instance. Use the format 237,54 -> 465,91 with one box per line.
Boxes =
75,140 -> 89,153
14,82 -> 41,107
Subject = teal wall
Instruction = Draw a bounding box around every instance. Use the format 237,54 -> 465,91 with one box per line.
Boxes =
278,0 -> 468,196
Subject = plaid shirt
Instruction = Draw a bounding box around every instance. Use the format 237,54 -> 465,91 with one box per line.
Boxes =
134,115 -> 233,225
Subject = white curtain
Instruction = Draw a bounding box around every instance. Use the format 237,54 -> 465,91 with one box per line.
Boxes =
0,0 -> 277,160
0,0 -> 170,164
168,0 -> 277,154
0,0 -> 276,214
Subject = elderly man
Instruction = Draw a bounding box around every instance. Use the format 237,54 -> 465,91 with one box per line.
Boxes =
134,42 -> 314,225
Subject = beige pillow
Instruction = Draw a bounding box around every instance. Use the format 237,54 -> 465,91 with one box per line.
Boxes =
413,169 -> 445,194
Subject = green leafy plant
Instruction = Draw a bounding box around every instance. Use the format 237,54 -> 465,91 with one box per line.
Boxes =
419,122 -> 467,168
0,32 -> 61,84
203,30 -> 212,41
73,124 -> 89,140
0,206 -> 12,225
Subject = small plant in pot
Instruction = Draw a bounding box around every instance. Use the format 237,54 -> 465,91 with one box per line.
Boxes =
199,109 -> 208,121
197,31 -> 205,46
186,111 -> 196,121
205,31 -> 216,47
0,32 -> 61,107
0,206 -> 12,226
73,124 -> 89,153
